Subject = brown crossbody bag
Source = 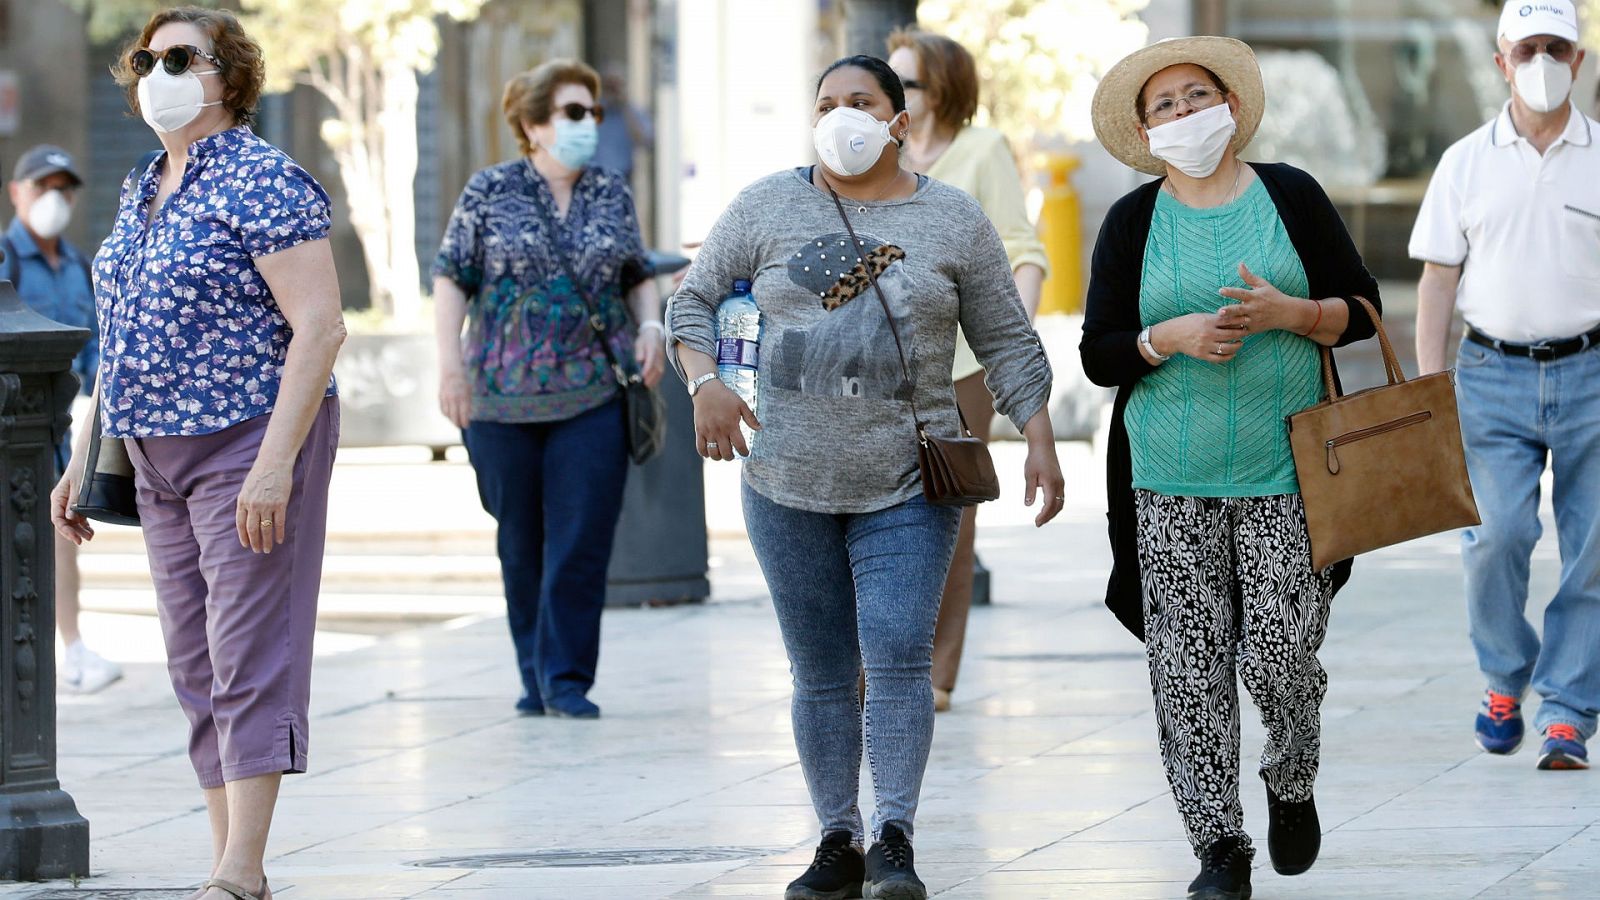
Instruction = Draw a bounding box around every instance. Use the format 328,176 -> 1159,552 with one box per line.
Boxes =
825,186 -> 1000,507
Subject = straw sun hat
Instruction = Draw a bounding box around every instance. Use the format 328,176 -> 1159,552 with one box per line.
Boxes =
1091,36 -> 1266,176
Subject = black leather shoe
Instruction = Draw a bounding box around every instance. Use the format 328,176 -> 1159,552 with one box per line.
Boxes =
1266,784 -> 1321,875
786,831 -> 864,900
1188,835 -> 1252,900
863,822 -> 925,900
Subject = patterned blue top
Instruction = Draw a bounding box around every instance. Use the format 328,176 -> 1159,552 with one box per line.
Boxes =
4,218 -> 97,393
93,126 -> 335,438
433,160 -> 648,423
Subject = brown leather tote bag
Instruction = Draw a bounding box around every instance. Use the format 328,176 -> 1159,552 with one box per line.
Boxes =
1287,296 -> 1479,569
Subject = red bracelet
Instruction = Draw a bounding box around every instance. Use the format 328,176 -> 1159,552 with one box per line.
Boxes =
1300,299 -> 1323,337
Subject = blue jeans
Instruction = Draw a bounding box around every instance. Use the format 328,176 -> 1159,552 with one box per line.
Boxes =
1457,338 -> 1600,739
743,484 -> 961,843
463,400 -> 628,705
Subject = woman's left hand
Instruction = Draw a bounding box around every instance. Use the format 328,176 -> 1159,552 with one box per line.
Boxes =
635,328 -> 665,388
236,460 -> 292,554
1216,263 -> 1313,336
1023,442 -> 1066,528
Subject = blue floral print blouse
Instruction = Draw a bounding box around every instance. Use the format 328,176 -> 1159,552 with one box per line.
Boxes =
433,160 -> 648,423
94,126 -> 335,438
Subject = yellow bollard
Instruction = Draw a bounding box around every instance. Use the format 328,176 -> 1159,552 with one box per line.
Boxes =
1037,154 -> 1083,315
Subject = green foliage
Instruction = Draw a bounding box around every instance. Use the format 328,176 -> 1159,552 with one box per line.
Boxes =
917,0 -> 1150,146
64,0 -> 488,92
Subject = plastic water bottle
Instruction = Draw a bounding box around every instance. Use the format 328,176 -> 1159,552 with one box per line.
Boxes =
715,278 -> 761,457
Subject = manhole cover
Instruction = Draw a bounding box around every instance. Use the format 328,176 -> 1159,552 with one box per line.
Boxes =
411,847 -> 769,869
29,891 -> 195,899
987,651 -> 1145,663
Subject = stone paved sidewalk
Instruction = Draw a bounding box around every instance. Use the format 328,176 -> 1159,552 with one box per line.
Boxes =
7,442 -> 1595,899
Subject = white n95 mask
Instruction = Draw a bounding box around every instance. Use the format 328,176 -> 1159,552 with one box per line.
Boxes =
1515,54 -> 1573,114
137,66 -> 223,134
814,107 -> 900,177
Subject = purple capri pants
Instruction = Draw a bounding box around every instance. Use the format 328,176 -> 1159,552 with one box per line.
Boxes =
126,397 -> 339,788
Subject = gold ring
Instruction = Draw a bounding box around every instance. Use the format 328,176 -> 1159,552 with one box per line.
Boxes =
260,519 -> 274,527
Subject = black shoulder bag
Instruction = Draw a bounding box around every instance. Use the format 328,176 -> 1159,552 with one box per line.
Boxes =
825,186 -> 999,506
72,149 -> 165,527
530,169 -> 665,465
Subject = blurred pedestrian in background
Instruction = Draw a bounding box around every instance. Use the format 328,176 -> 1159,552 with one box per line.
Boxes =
50,8 -> 345,900
4,144 -> 122,694
433,59 -> 664,722
592,63 -> 654,185
1410,0 -> 1598,772
886,27 -> 1049,713
669,55 -> 1061,900
1084,36 -> 1379,900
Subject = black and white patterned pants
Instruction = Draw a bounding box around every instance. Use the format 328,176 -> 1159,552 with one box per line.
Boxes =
1135,490 -> 1335,857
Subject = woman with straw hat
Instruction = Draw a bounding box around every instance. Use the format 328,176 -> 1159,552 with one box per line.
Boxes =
1080,37 -> 1380,900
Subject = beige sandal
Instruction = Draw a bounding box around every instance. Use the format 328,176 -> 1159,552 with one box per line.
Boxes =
201,878 -> 268,900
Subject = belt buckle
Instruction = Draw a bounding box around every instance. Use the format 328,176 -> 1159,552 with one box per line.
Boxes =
1529,342 -> 1557,361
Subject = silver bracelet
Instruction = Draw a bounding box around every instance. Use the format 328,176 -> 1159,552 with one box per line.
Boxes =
638,320 -> 665,334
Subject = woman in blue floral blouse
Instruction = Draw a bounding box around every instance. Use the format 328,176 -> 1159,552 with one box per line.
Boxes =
49,9 -> 344,900
433,59 -> 665,721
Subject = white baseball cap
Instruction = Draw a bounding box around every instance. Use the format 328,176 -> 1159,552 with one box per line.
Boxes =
1499,0 -> 1580,43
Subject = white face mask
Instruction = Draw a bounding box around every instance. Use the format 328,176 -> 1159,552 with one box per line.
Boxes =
1145,102 -> 1238,179
137,66 -> 223,134
1514,53 -> 1573,114
814,107 -> 901,177
26,189 -> 72,240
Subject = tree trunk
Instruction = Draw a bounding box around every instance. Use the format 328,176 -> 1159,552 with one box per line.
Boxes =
306,46 -> 423,324
841,0 -> 918,57
379,60 -> 422,325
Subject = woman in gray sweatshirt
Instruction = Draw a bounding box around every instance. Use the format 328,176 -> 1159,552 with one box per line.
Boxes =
667,56 -> 1062,900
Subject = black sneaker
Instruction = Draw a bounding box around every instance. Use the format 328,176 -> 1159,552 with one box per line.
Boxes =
1188,835 -> 1252,900
863,822 -> 925,900
1266,784 -> 1321,875
785,831 -> 864,900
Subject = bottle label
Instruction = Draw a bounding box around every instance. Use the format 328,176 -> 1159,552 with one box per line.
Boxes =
717,337 -> 759,368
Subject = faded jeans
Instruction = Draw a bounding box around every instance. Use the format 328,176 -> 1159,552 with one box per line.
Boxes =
1457,337 -> 1600,738
743,483 -> 961,843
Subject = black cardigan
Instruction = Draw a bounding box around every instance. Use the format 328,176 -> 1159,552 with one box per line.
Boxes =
1079,162 -> 1381,641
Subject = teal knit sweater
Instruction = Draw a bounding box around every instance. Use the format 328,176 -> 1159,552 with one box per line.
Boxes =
1126,179 -> 1323,497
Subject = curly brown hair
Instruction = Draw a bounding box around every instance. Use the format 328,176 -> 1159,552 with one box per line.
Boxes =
502,60 -> 602,156
112,6 -> 265,128
886,27 -> 979,133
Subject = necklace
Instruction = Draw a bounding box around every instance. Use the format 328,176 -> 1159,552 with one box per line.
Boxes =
825,169 -> 907,214
1167,159 -> 1244,208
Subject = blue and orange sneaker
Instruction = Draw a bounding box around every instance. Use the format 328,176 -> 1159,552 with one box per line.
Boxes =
1537,724 -> 1590,771
1475,690 -> 1524,754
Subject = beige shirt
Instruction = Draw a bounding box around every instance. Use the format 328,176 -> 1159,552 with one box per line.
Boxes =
926,126 -> 1049,380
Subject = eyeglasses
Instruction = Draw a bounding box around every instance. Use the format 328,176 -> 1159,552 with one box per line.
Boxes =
130,44 -> 223,78
1505,38 -> 1577,65
901,78 -> 925,91
1144,87 -> 1224,121
557,102 -> 604,124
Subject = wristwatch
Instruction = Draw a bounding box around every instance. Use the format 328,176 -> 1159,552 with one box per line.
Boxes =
1138,326 -> 1171,362
687,372 -> 718,397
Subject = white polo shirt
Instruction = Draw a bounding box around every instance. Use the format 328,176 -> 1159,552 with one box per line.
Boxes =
1409,101 -> 1600,343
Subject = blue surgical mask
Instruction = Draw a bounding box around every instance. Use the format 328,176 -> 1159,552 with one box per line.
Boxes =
548,117 -> 598,170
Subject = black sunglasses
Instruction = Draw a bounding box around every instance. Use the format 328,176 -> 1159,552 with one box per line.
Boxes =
556,102 -> 605,124
130,44 -> 223,78
901,78 -> 925,91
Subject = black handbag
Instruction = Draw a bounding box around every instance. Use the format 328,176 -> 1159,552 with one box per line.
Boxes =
72,389 -> 140,527
530,167 -> 665,465
826,186 -> 1000,507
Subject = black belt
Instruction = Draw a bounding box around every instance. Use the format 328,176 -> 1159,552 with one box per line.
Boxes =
1466,325 -> 1600,361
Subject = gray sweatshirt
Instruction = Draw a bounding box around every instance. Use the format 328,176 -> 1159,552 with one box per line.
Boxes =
667,167 -> 1052,514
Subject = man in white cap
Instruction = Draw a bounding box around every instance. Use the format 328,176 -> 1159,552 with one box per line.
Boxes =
1409,0 -> 1597,771
4,145 -> 122,694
